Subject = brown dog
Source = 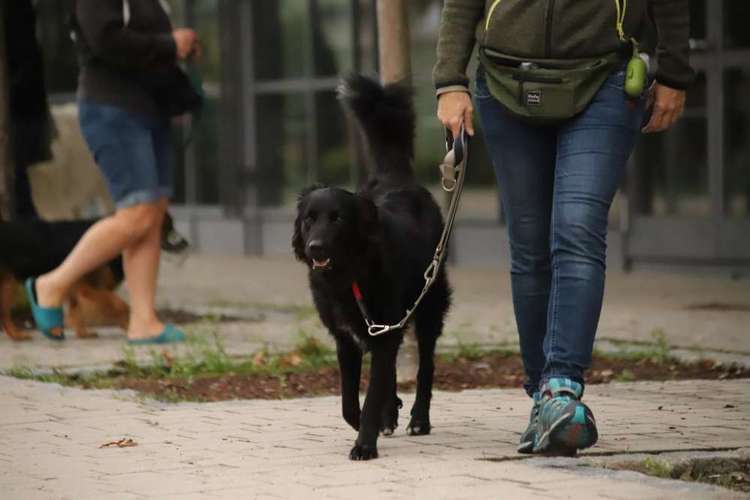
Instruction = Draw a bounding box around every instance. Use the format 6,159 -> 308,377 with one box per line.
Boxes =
0,266 -> 128,341
0,214 -> 188,341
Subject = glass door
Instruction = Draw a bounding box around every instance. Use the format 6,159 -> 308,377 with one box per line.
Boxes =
624,0 -> 750,266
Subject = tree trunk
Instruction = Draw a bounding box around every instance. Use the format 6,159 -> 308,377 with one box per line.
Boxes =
376,1 -> 417,383
376,0 -> 411,84
0,1 -> 14,220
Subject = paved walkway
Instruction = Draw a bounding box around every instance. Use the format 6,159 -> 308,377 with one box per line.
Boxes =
2,255 -> 749,371
2,377 -> 748,499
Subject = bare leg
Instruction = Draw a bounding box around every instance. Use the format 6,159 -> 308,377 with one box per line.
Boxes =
35,201 -> 164,337
124,199 -> 167,340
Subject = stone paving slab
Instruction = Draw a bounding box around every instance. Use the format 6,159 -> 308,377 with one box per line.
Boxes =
2,377 -> 747,499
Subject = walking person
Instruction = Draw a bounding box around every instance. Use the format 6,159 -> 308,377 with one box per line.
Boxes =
435,0 -> 693,455
5,0 -> 55,219
25,0 -> 200,344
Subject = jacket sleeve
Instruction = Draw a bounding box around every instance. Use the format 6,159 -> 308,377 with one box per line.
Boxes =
649,0 -> 695,89
75,0 -> 176,70
432,0 -> 484,94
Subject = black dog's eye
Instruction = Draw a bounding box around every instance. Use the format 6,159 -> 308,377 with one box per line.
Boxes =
329,212 -> 341,223
304,212 -> 317,225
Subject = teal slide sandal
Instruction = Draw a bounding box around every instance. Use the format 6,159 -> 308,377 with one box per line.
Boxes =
24,278 -> 65,341
128,323 -> 186,345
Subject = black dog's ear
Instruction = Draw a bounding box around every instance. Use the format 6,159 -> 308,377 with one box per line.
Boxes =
292,211 -> 307,262
292,184 -> 327,262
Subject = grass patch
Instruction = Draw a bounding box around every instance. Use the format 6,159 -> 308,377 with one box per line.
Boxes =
641,457 -> 674,478
6,325 -> 337,399
439,342 -> 515,363
204,299 -> 317,320
610,456 -> 750,493
6,328 -> 748,403
596,329 -> 673,364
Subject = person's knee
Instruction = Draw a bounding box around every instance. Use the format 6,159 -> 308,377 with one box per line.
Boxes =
117,203 -> 163,242
552,211 -> 607,269
508,218 -> 552,274
511,242 -> 551,274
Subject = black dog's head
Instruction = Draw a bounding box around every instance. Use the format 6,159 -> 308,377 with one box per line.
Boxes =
292,185 -> 379,275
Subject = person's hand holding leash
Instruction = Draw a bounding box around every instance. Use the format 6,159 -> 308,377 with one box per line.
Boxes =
172,28 -> 199,61
642,83 -> 686,133
437,91 -> 475,138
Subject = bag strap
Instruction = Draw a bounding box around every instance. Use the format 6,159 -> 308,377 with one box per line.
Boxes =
614,0 -> 626,42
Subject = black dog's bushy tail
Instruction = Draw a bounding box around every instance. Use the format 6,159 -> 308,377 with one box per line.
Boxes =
337,74 -> 415,178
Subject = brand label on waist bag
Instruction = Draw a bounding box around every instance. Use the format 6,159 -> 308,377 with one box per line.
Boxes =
526,89 -> 542,106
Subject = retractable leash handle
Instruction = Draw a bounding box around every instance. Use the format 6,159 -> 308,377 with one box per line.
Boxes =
440,124 -> 468,192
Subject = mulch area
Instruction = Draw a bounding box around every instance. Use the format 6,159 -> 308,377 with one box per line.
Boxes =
90,352 -> 750,402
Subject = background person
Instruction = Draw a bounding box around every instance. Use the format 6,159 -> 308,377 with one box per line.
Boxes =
26,0 -> 199,344
434,0 -> 693,455
5,0 -> 54,219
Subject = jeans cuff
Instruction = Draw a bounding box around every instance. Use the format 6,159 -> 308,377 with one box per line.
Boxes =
115,189 -> 167,209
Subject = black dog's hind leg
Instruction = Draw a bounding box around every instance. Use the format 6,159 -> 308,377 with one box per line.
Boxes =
408,303 -> 445,435
380,365 -> 402,436
336,336 -> 363,431
350,341 -> 399,460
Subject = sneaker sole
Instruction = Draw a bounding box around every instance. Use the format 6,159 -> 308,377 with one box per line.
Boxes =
517,440 -> 534,454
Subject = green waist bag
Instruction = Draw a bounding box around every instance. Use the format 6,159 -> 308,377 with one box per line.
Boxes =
479,48 -> 623,125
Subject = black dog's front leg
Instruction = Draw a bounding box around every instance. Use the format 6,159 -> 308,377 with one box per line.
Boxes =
350,343 -> 398,460
336,337 -> 362,431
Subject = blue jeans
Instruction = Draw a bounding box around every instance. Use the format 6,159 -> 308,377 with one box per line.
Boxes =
79,101 -> 173,209
475,66 -> 645,396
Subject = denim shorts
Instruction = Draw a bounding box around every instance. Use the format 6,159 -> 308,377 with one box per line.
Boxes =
78,101 -> 173,209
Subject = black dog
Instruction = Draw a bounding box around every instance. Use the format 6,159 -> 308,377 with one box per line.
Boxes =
293,75 -> 451,460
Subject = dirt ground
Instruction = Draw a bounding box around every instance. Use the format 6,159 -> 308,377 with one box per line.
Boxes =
77,352 -> 750,402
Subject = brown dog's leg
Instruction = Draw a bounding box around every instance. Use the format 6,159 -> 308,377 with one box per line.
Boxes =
67,285 -> 97,338
74,283 -> 129,331
0,273 -> 31,341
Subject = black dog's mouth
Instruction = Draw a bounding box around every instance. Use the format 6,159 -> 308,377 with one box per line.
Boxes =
311,257 -> 333,271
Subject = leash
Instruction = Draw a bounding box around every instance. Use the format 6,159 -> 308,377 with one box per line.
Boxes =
353,124 -> 469,336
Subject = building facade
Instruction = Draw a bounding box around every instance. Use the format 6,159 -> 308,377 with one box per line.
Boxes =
37,0 -> 750,268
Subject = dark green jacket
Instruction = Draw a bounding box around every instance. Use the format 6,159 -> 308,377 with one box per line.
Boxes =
434,0 -> 694,94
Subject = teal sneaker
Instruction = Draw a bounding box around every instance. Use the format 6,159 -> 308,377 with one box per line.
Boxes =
532,378 -> 598,455
517,392 -> 541,454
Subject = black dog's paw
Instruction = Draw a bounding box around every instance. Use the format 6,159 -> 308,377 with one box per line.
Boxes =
406,417 -> 432,436
349,442 -> 378,461
380,396 -> 403,437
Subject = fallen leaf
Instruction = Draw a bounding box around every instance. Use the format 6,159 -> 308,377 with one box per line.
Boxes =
252,351 -> 267,366
281,353 -> 303,367
99,438 -> 138,449
161,350 -> 174,367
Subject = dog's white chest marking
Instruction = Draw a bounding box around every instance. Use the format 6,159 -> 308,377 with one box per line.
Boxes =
341,325 -> 368,352
331,304 -> 369,351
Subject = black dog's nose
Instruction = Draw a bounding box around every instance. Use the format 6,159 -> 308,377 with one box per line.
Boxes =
307,239 -> 325,258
